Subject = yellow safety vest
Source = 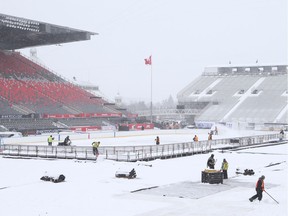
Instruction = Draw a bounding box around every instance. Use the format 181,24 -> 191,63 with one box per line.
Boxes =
222,162 -> 228,170
92,142 -> 100,148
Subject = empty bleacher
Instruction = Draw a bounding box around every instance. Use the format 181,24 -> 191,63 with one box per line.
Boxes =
0,77 -> 72,114
227,75 -> 288,123
278,112 -> 288,123
0,50 -> 127,133
0,50 -> 120,115
178,65 -> 288,125
0,96 -> 22,115
57,118 -> 106,127
0,51 -> 44,79
186,76 -> 262,122
177,76 -> 218,99
0,118 -> 58,131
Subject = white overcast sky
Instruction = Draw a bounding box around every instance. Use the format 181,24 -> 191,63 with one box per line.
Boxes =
2,0 -> 287,103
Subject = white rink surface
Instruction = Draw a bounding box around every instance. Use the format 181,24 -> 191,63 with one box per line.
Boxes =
0,128 -> 287,216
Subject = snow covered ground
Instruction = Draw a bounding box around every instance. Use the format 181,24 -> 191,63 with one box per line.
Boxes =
0,128 -> 287,216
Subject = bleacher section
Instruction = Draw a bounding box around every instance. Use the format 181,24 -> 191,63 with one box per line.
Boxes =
0,51 -> 43,79
177,65 -> 288,125
0,118 -> 58,131
227,75 -> 287,123
0,50 -> 120,114
57,118 -> 106,127
0,97 -> 22,115
0,50 -> 132,133
195,76 -> 262,122
177,76 -> 218,100
278,112 -> 288,123
0,78 -> 74,114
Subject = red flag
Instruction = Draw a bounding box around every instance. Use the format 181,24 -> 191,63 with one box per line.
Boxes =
144,55 -> 152,65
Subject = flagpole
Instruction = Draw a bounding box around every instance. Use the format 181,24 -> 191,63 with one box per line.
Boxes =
144,55 -> 153,124
150,63 -> 153,124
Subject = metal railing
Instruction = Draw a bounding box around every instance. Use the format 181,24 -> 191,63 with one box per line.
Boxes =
102,141 -> 211,161
0,133 -> 285,162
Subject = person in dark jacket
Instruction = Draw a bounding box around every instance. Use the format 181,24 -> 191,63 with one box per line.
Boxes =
63,136 -> 71,146
207,154 -> 216,169
58,136 -> 71,146
249,175 -> 265,202
279,129 -> 284,141
155,136 -> 160,145
208,132 -> 212,140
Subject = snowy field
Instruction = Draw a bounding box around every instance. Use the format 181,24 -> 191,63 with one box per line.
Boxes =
0,128 -> 287,216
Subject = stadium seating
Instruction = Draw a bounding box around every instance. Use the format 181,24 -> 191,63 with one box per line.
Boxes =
0,50 -> 120,115
178,66 -> 288,125
57,118 -> 105,127
177,76 -> 218,99
0,50 -> 125,133
0,78 -> 70,114
0,51 -> 43,79
0,118 -> 58,131
0,97 -> 22,115
227,75 -> 287,123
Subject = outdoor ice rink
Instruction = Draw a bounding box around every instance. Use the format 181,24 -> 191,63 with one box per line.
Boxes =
0,127 -> 287,216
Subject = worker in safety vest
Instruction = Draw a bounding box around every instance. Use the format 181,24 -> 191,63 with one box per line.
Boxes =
47,135 -> 54,146
92,141 -> 100,156
249,175 -> 265,202
221,159 -> 229,179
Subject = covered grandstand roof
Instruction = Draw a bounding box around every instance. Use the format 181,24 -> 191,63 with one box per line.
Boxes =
0,13 -> 97,50
203,65 -> 288,76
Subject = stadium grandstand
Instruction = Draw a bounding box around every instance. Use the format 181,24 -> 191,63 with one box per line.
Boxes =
0,13 -> 143,135
177,65 -> 288,130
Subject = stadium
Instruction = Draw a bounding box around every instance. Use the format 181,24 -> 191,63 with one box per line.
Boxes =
0,12 -> 287,216
0,13 -> 287,136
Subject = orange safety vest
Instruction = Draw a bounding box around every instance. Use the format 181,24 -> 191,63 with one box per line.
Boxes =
256,179 -> 264,191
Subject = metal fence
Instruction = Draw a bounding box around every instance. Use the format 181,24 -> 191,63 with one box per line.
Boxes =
102,141 -> 211,161
0,133 -> 284,162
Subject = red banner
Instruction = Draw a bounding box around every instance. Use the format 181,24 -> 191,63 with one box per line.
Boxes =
120,123 -> 154,130
42,113 -> 122,119
70,126 -> 101,132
